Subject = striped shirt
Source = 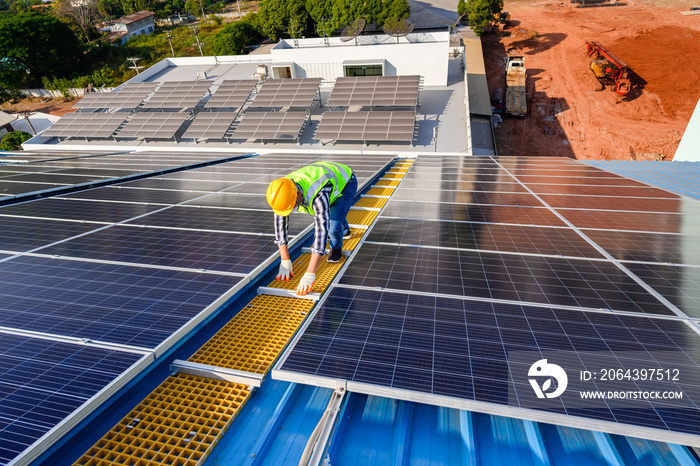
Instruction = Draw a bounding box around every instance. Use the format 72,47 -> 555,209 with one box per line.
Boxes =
274,183 -> 332,256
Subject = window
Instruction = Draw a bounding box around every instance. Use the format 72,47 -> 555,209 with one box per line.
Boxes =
344,65 -> 383,77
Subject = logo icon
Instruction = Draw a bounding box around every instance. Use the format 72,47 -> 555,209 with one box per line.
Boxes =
528,359 -> 568,398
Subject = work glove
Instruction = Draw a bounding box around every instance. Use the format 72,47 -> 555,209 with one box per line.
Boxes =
276,260 -> 294,281
296,272 -> 316,296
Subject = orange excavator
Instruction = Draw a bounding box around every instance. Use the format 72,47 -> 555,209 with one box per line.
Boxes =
585,41 -> 632,96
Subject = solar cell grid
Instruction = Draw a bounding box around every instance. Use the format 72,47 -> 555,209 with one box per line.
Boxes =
232,112 -> 307,140
555,208 -> 691,232
0,198 -> 163,223
584,230 -> 700,267
0,255 -> 241,348
43,113 -> 127,138
62,186 -> 205,205
275,287 -> 700,442
116,113 -> 188,139
366,218 -> 604,258
74,83 -> 157,109
142,81 -> 212,108
39,225 -> 278,274
0,217 -> 102,253
182,111 -> 237,139
327,76 -> 420,107
338,241 -> 675,316
0,335 -> 143,464
249,78 -> 321,108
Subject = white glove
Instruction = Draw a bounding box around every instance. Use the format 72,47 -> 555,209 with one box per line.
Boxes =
296,272 -> 316,296
276,260 -> 294,281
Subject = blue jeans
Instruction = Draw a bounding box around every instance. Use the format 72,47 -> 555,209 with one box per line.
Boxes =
328,174 -> 357,250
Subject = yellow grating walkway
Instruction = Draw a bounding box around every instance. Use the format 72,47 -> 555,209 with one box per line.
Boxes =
382,172 -> 405,179
189,295 -> 313,374
365,187 -> 395,197
347,209 -> 379,226
374,179 -> 401,187
353,197 -> 388,209
339,227 -> 364,251
76,159 -> 413,466
74,374 -> 250,466
266,254 -> 346,292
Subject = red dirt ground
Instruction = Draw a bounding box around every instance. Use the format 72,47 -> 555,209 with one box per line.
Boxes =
482,0 -> 700,160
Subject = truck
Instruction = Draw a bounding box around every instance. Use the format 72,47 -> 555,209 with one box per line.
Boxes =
505,55 -> 527,116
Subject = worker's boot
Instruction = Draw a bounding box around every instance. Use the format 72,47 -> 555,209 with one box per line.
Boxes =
327,248 -> 343,263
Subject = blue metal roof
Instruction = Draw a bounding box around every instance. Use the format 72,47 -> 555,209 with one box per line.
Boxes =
203,380 -> 699,465
585,160 -> 700,200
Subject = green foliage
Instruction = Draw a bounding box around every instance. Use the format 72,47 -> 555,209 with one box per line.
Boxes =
184,0 -> 203,17
376,0 -> 409,26
465,0 -> 502,36
120,0 -> 154,15
457,0 -> 466,16
97,0 -> 125,20
0,12 -> 83,88
211,18 -> 261,55
0,131 -> 32,151
258,0 -> 308,41
208,13 -> 222,25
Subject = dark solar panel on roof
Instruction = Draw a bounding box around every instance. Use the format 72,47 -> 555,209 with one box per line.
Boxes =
116,113 -> 188,139
74,83 -> 157,109
141,81 -> 212,108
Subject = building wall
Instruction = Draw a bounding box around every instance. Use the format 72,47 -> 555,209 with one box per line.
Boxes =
270,32 -> 450,86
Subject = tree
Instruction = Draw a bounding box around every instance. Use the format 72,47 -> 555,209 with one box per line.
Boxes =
257,0 -> 308,41
330,0 -> 382,32
97,0 -> 125,20
0,12 -> 83,88
0,131 -> 32,151
53,0 -> 98,40
211,19 -> 261,55
457,0 -> 466,16
465,0 -> 502,36
376,0 -> 409,26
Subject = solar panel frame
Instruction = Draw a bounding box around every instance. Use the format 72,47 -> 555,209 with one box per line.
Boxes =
181,111 -> 238,139
141,81 -> 213,108
232,112 -> 307,141
315,111 -> 415,143
116,112 -> 188,139
327,76 -> 420,107
248,78 -> 321,109
43,113 -> 127,139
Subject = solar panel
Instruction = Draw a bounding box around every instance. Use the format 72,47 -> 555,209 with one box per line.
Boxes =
315,111 -> 415,143
0,255 -> 241,348
233,112 -> 307,141
0,198 -> 163,223
205,80 -> 257,109
0,334 -> 144,464
273,154 -> 700,447
142,81 -> 212,108
43,113 -> 127,138
274,287 -> 700,445
0,217 -> 103,252
182,111 -> 238,139
116,113 -> 189,139
327,76 -> 420,107
39,225 -> 278,274
249,78 -> 321,108
74,83 -> 157,109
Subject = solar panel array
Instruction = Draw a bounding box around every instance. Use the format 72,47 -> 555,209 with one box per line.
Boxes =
117,112 -> 189,139
74,83 -> 157,109
233,111 -> 308,141
0,151 -> 396,465
42,113 -> 127,138
205,80 -> 257,109
274,155 -> 700,447
249,78 -> 321,108
142,81 -> 213,108
315,111 -> 415,143
182,111 -> 238,140
327,75 -> 420,107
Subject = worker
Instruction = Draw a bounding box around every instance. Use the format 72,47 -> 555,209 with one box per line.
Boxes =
266,161 -> 357,296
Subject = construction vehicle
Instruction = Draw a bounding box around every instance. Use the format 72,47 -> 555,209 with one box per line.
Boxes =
585,41 -> 631,96
505,55 -> 527,116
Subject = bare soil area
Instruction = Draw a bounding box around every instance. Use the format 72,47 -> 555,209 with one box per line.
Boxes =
483,0 -> 700,160
1,98 -> 77,118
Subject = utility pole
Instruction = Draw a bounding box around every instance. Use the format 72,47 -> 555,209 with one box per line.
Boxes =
126,57 -> 144,75
199,0 -> 206,21
236,0 -> 242,18
190,25 -> 205,57
166,31 -> 175,57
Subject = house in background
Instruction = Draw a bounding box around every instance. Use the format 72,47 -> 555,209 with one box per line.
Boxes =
0,111 -> 17,140
101,10 -> 155,45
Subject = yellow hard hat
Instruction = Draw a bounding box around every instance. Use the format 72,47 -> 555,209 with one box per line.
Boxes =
267,178 -> 297,216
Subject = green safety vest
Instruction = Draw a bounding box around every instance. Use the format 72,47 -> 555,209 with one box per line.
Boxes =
287,162 -> 353,215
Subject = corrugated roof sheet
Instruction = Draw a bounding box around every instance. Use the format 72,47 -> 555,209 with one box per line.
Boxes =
115,10 -> 154,25
585,160 -> 700,200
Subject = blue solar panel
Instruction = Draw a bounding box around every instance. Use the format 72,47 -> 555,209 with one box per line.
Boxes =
0,217 -> 102,253
0,334 -> 143,464
0,255 -> 241,348
62,187 -> 207,205
0,198 -> 164,224
39,225 -> 278,274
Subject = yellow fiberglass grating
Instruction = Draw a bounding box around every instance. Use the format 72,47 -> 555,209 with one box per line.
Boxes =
366,187 -> 394,197
382,172 -> 405,179
374,179 -> 401,187
339,227 -> 364,251
188,295 -> 313,374
74,374 -> 250,466
347,209 -> 379,225
387,169 -> 409,174
393,163 -> 413,169
267,253 -> 346,292
353,197 -> 387,209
